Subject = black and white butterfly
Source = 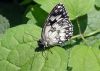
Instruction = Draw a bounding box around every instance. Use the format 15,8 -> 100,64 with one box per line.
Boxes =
38,3 -> 73,48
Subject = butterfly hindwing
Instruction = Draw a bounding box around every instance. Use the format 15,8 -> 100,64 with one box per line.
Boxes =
39,3 -> 73,48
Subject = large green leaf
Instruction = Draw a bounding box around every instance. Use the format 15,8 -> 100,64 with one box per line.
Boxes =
68,43 -> 100,71
70,7 -> 100,36
95,0 -> 100,7
34,0 -> 95,20
0,24 -> 68,71
85,7 -> 100,34
65,6 -> 100,71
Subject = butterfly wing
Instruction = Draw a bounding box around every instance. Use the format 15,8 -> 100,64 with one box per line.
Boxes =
39,3 -> 73,48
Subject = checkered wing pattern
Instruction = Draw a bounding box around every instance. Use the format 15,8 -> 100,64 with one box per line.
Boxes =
38,3 -> 73,48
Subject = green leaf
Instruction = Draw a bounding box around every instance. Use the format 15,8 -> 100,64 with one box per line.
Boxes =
72,15 -> 87,35
1,24 -> 41,49
64,0 -> 95,20
95,0 -> 100,7
71,7 -> 100,37
0,15 -> 10,34
34,0 -> 95,20
0,60 -> 20,71
26,5 -> 48,27
85,7 -> 100,34
0,24 -> 68,71
67,7 -> 100,71
68,44 -> 100,71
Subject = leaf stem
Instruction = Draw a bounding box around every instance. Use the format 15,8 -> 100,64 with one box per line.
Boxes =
71,29 -> 100,39
76,18 -> 88,46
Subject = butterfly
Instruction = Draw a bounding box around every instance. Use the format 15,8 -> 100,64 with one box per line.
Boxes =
38,3 -> 73,48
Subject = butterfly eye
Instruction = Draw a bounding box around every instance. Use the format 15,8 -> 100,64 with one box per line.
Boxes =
38,3 -> 73,48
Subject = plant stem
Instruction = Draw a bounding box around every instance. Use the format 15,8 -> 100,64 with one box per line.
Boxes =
76,18 -> 88,45
71,29 -> 100,39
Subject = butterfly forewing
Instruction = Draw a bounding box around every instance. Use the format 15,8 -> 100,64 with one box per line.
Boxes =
39,3 -> 73,48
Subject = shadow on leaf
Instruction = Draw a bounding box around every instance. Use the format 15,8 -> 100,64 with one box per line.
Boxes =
31,4 -> 48,27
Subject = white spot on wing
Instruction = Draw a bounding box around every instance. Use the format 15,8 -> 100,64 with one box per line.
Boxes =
48,31 -> 59,45
59,42 -> 62,43
49,31 -> 57,39
60,9 -> 63,12
59,33 -> 66,37
57,18 -> 63,22
56,15 -> 61,20
63,12 -> 66,15
66,34 -> 68,37
60,29 -> 65,33
69,27 -> 72,31
69,32 -> 72,35
58,6 -> 61,8
48,31 -> 52,36
50,16 -> 56,21
55,10 -> 58,13
60,36 -> 65,41
45,26 -> 51,38
52,23 -> 61,30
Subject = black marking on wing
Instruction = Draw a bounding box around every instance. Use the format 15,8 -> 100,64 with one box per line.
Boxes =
49,19 -> 57,26
47,3 -> 69,25
38,3 -> 73,48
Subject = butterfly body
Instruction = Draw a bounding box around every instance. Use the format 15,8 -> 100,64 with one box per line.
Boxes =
38,3 -> 73,48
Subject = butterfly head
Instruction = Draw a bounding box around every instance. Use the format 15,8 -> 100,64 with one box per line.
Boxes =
38,39 -> 45,48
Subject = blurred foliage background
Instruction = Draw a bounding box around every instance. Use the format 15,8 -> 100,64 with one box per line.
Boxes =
0,0 -> 100,71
